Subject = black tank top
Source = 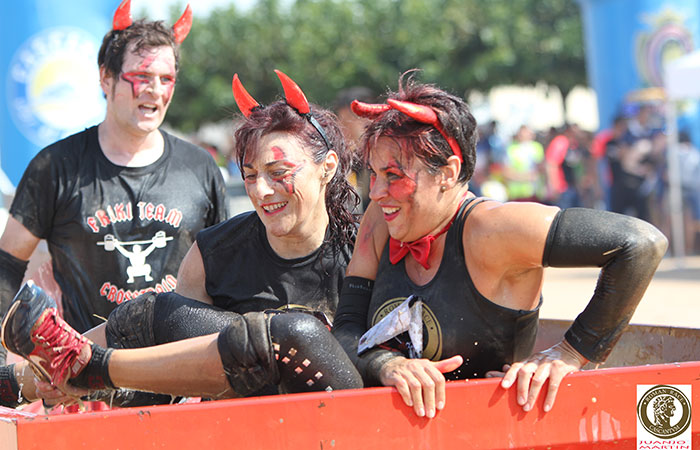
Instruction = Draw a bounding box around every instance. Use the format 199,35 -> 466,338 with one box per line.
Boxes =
367,197 -> 540,379
196,212 -> 352,319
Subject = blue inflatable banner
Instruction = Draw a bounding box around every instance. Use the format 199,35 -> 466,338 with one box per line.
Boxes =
578,0 -> 700,130
0,1 -> 120,187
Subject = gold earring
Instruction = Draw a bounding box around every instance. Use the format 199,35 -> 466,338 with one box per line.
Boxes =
440,185 -> 446,193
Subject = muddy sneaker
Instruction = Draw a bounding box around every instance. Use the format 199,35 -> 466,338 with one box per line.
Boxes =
1,281 -> 92,386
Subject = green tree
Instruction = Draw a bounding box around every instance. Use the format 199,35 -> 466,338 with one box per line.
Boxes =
166,0 -> 586,132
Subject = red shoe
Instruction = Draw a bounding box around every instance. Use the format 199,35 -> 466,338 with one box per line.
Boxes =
1,281 -> 92,386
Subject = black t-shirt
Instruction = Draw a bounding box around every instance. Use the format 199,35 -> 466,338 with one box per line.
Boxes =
10,126 -> 227,332
196,212 -> 352,320
366,198 -> 540,379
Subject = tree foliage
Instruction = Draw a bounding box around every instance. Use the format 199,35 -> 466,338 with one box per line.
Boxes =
164,0 -> 585,132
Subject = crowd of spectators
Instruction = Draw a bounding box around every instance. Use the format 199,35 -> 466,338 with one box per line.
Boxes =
471,104 -> 700,256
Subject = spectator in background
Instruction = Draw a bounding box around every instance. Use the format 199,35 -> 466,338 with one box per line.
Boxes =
472,120 -> 507,200
677,131 -> 700,254
334,86 -> 376,211
502,125 -> 546,202
605,126 -> 654,222
591,116 -> 628,210
627,103 -> 657,140
545,123 -> 587,208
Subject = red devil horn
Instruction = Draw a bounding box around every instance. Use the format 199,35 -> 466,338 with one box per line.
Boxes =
173,4 -> 193,44
387,99 -> 439,126
350,100 -> 391,119
232,74 -> 260,118
387,99 -> 463,162
113,0 -> 133,31
274,70 -> 310,115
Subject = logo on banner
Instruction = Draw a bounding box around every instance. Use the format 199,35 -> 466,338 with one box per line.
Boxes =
7,27 -> 105,147
637,384 -> 692,449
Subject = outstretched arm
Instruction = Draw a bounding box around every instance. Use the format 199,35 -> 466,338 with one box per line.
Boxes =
499,208 -> 668,412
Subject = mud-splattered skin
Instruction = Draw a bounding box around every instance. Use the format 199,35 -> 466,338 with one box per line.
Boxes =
103,45 -> 177,136
369,160 -> 418,203
244,146 -> 307,197
242,132 -> 329,249
120,52 -> 176,102
266,146 -> 305,195
368,137 -> 447,244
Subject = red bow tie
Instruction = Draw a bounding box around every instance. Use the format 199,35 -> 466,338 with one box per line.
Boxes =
389,216 -> 455,270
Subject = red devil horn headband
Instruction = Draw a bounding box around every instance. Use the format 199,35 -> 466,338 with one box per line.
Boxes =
232,74 -> 260,118
350,100 -> 391,118
351,98 -> 463,162
231,70 -> 331,150
112,0 -> 132,30
112,0 -> 192,44
172,5 -> 193,44
274,70 -> 310,115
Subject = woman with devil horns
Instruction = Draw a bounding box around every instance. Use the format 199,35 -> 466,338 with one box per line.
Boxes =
330,70 -> 668,418
0,69 -> 364,406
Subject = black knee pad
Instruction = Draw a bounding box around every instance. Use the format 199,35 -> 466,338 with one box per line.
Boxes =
270,313 -> 363,394
217,312 -> 279,397
105,293 -> 157,349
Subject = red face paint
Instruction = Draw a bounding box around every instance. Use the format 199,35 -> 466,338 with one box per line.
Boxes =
136,53 -> 156,71
121,72 -> 150,98
267,146 -> 305,195
384,161 -> 417,202
121,72 -> 176,100
271,146 -> 286,161
271,161 -> 305,195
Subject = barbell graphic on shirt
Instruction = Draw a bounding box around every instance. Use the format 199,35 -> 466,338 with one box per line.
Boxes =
97,231 -> 173,252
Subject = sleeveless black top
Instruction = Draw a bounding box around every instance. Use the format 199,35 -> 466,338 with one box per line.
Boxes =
366,197 -> 541,379
196,211 -> 352,320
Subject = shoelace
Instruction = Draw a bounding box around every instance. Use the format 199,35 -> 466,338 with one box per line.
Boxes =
33,310 -> 86,385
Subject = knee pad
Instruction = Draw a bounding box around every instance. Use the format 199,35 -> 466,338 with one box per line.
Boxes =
105,293 -> 157,349
217,312 -> 279,397
270,313 -> 363,394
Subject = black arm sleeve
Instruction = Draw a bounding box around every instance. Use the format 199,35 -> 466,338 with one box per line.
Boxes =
0,249 -> 29,365
332,276 -> 403,386
542,208 -> 668,362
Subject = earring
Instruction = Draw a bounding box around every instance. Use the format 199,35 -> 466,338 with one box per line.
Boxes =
440,185 -> 446,193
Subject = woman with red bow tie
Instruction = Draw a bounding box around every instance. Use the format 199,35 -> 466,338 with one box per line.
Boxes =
332,71 -> 668,419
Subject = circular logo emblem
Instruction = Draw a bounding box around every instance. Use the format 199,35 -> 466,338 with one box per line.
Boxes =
6,27 -> 105,147
637,385 -> 692,439
371,297 -> 442,360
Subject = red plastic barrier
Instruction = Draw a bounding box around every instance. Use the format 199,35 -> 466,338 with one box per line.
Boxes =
1,361 -> 698,449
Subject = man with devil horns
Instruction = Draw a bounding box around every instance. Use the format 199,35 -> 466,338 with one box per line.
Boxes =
0,0 -> 227,406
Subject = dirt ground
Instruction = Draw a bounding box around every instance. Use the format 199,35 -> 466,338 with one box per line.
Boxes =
540,255 -> 700,329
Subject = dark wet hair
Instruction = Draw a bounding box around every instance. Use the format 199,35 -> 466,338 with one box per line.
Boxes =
361,71 -> 477,183
234,102 -> 359,250
98,19 -> 181,78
